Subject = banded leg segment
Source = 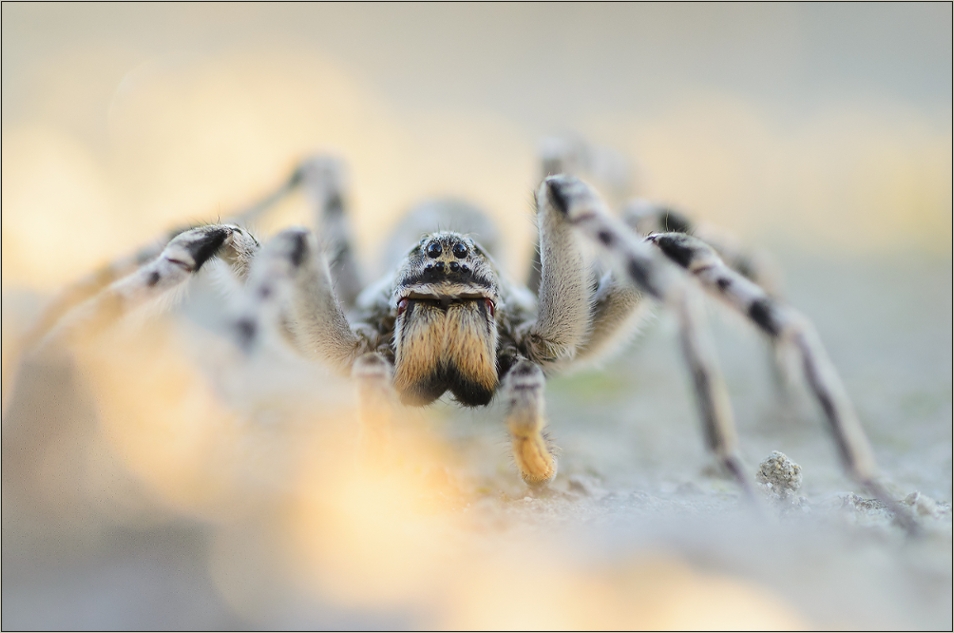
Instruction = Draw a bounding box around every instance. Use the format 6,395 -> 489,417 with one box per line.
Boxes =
300,157 -> 363,310
647,232 -> 917,530
520,178 -> 593,366
37,225 -> 258,349
621,199 -> 781,294
19,235 -> 170,351
232,227 -> 364,374
528,136 -> 634,293
542,175 -> 751,491
22,161 -> 304,352
574,271 -> 650,366
623,199 -> 793,393
504,360 -> 557,486
648,233 -> 877,477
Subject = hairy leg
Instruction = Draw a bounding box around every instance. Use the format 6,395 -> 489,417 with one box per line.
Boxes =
352,352 -> 395,467
232,227 -> 365,374
573,271 -> 652,366
528,136 -> 634,293
622,199 -> 793,393
19,234 -> 171,351
519,178 -> 595,367
503,360 -> 557,486
21,161 -> 304,352
647,231 -> 917,531
300,157 -> 363,310
621,200 -> 781,293
35,224 -> 258,350
540,175 -> 756,495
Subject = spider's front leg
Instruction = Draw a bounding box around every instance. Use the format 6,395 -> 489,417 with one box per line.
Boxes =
20,161 -> 306,353
521,175 -> 592,367
35,224 -> 259,350
504,174 -> 598,485
232,227 -> 364,372
504,360 -> 556,486
300,157 -> 364,310
230,227 -> 395,460
538,176 -> 754,494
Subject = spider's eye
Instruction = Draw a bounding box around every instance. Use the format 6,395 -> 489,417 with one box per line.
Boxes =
426,242 -> 442,258
397,298 -> 409,315
452,242 -> 468,258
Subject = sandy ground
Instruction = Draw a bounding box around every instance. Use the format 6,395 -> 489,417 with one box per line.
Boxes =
2,247 -> 951,630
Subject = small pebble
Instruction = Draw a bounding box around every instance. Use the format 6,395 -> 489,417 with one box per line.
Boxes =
756,451 -> 803,499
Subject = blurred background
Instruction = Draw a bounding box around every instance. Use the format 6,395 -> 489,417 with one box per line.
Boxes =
2,4 -> 951,630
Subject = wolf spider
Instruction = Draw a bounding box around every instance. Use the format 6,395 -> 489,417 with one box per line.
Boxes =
25,151 -> 915,531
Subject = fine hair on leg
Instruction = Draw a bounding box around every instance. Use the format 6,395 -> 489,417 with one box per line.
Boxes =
647,231 -> 918,532
520,177 -> 594,367
231,227 -> 363,375
19,161 -> 305,354
503,360 -> 557,486
300,157 -> 364,310
33,224 -> 258,352
352,352 -> 395,469
536,175 -> 753,493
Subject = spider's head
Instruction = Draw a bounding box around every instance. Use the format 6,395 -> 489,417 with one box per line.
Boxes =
391,232 -> 501,408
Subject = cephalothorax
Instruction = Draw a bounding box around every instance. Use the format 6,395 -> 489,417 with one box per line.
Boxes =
25,150 -> 917,530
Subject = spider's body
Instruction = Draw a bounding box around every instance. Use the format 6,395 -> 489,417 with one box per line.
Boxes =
25,153 -> 917,530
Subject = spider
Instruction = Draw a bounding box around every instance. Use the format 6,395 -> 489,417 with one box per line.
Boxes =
25,151 -> 916,531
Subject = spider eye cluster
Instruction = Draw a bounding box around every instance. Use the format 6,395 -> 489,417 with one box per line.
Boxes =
424,238 -> 471,260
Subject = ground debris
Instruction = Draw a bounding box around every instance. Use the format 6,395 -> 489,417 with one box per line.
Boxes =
902,491 -> 940,518
839,493 -> 887,513
755,451 -> 802,500
828,493 -> 898,529
565,474 -> 609,499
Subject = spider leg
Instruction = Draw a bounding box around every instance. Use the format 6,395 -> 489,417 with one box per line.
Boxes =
504,360 -> 557,486
352,352 -> 396,466
34,224 -> 258,350
18,234 -> 171,352
539,175 -> 760,496
621,200 -> 781,293
526,138 -> 652,366
230,228 -> 398,468
646,232 -> 917,530
621,199 -> 796,395
231,227 -> 365,374
20,162 -> 304,352
573,271 -> 651,366
518,177 -> 593,367
524,137 -> 583,294
300,157 -> 364,310
526,136 -> 634,294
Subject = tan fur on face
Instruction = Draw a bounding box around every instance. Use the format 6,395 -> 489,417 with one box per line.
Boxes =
443,302 -> 498,390
393,304 -> 445,394
393,301 -> 498,403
